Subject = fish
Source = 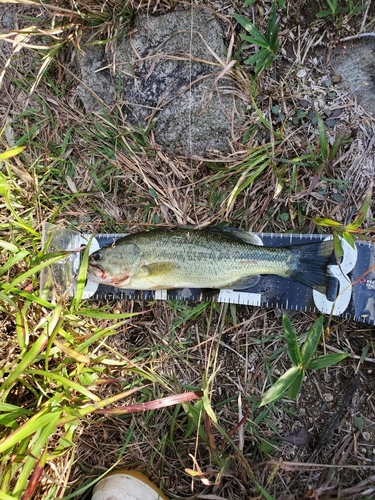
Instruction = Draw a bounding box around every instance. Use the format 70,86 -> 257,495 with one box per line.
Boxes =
87,227 -> 335,294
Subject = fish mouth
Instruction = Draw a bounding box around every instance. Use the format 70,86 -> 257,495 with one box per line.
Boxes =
87,264 -> 130,287
87,263 -> 107,281
108,274 -> 130,286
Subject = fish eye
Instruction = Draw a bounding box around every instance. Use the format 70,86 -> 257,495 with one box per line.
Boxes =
92,251 -> 103,262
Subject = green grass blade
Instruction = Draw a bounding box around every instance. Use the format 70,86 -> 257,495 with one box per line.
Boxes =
26,370 -> 101,402
70,236 -> 93,310
0,250 -> 29,277
0,410 -> 59,454
14,413 -> 60,496
2,255 -> 67,294
0,333 -> 48,392
317,114 -> 328,162
0,240 -> 19,253
0,493 -> 17,500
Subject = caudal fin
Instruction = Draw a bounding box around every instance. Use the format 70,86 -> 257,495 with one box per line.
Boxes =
287,240 -> 335,294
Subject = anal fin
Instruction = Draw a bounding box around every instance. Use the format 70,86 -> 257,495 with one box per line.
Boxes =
227,275 -> 261,290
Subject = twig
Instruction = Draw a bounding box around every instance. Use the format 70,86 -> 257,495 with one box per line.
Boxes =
340,32 -> 375,42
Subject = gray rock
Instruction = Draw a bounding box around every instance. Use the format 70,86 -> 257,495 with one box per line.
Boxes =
331,38 -> 375,116
78,8 -> 245,155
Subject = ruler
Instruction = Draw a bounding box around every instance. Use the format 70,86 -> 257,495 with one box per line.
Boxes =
40,223 -> 375,325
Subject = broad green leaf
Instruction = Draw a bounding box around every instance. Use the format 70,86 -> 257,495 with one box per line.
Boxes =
328,129 -> 347,161
316,9 -> 334,18
341,231 -> 355,250
0,403 -> 29,412
0,172 -> 10,197
266,1 -> 279,45
283,314 -> 301,366
354,416 -> 364,433
0,146 -> 26,160
301,316 -> 324,365
350,182 -> 373,228
333,233 -> 344,261
245,49 -> 269,66
233,12 -> 254,32
287,370 -> 304,399
307,352 -> 349,370
313,217 -> 342,227
258,439 -> 274,454
240,34 -> 269,49
270,26 -> 280,52
326,0 -> 338,10
260,366 -> 302,406
202,388 -> 217,424
234,14 -> 268,46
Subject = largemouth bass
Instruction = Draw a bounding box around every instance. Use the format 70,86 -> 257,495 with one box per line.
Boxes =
87,228 -> 334,293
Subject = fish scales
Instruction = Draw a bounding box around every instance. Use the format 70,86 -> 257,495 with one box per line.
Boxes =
87,228 -> 335,293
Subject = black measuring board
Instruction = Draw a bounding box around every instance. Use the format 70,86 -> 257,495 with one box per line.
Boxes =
80,232 -> 375,325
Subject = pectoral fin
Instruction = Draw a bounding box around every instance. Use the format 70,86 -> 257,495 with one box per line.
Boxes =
227,275 -> 261,290
141,262 -> 180,277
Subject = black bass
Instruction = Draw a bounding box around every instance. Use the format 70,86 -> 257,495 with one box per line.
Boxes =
87,228 -> 334,293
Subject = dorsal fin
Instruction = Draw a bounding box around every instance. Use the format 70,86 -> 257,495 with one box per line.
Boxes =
219,227 -> 263,246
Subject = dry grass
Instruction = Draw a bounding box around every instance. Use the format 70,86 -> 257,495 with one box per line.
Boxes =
0,0 -> 375,499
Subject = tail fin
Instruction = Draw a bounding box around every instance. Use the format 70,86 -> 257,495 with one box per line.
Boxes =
287,240 -> 335,294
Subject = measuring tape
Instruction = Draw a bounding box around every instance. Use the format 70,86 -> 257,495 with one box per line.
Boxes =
40,223 -> 375,325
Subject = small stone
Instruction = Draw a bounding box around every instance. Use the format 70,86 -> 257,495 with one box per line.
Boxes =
78,9 -> 245,156
297,69 -> 307,78
324,393 -> 334,402
331,108 -> 343,118
362,432 -> 371,441
325,118 -> 337,128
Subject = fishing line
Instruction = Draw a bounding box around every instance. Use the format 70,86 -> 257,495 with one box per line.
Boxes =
188,0 -> 197,223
